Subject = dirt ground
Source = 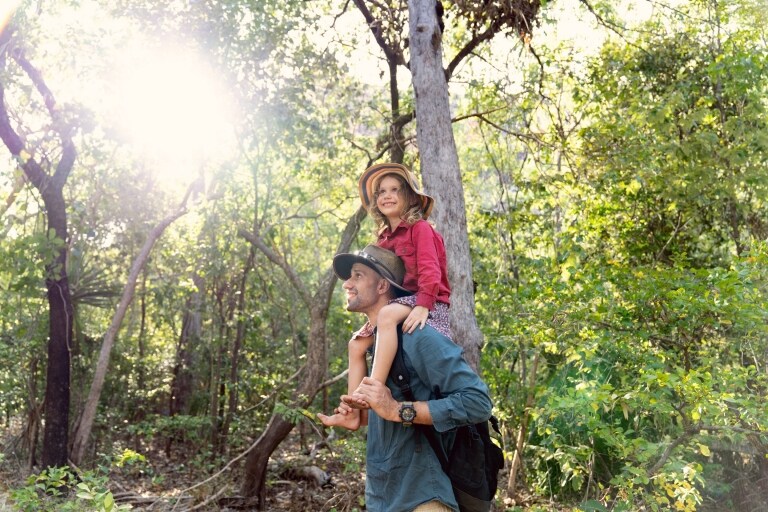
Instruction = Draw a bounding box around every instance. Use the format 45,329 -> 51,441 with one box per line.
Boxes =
0,426 -> 549,512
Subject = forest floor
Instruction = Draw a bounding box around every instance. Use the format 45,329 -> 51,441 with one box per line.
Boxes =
0,425 -> 558,511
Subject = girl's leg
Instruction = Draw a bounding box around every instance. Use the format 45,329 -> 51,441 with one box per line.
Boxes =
370,303 -> 412,384
347,335 -> 372,395
318,335 -> 373,430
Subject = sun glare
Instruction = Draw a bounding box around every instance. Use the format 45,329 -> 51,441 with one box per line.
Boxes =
0,1 -> 21,33
109,41 -> 237,190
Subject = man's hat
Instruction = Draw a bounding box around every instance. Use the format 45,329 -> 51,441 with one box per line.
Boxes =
358,162 -> 435,220
333,245 -> 414,297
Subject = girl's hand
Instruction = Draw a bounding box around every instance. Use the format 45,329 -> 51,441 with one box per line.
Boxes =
403,305 -> 429,334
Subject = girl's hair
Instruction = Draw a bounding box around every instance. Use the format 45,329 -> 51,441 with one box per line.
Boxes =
368,173 -> 424,233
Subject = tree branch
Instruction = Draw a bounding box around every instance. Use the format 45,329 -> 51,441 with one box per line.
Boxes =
654,212 -> 690,262
647,430 -> 694,477
317,368 -> 349,393
239,365 -> 305,416
351,0 -> 405,66
445,20 -> 503,80
577,0 -> 628,38
9,46 -> 76,188
238,228 -> 313,308
70,184 -> 193,464
455,110 -> 551,146
314,205 -> 368,305
648,423 -> 765,478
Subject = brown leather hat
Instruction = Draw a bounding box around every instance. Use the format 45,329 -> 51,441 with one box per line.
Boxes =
358,162 -> 434,220
333,245 -> 414,297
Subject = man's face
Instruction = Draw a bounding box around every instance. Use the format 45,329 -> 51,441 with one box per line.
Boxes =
342,262 -> 386,313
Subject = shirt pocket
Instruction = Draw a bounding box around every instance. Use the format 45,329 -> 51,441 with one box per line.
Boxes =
395,242 -> 415,258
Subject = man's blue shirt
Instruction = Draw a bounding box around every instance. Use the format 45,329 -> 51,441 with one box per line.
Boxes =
364,325 -> 493,512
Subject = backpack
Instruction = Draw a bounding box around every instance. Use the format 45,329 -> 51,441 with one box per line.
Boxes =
390,327 -> 505,512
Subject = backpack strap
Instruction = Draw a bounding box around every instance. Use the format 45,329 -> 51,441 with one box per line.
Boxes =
390,325 -> 450,473
390,324 -> 414,401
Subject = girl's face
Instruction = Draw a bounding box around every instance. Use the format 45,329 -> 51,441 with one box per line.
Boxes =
375,175 -> 407,221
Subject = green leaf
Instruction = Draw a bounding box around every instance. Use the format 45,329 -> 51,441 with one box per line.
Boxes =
580,500 -> 609,512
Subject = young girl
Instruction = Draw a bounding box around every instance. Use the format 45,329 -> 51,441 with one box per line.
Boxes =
319,162 -> 452,430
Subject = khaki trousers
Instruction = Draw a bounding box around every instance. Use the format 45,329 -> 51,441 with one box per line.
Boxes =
413,500 -> 454,512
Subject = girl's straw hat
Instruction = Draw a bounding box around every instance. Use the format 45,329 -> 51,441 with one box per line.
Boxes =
358,162 -> 435,220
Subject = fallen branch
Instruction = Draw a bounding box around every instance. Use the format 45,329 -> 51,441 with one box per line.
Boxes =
180,484 -> 230,512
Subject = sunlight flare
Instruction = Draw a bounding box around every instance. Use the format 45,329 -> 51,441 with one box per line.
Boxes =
109,41 -> 236,188
0,1 -> 20,33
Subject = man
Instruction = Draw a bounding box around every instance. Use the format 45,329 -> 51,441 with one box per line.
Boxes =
319,244 -> 493,512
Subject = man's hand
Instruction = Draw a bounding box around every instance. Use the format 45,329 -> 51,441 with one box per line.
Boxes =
350,376 -> 400,422
402,305 -> 429,334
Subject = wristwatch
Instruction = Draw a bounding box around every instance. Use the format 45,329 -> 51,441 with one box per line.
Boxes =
399,401 -> 416,427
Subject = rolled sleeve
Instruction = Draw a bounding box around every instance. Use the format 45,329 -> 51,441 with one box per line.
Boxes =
401,327 -> 493,432
416,289 -> 438,310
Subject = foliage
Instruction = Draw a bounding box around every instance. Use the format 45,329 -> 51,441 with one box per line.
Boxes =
9,465 -> 132,512
468,3 -> 768,511
527,250 -> 767,505
1,0 -> 767,510
574,9 -> 768,266
125,414 -> 211,446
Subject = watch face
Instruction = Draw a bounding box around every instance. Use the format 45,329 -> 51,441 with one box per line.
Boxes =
400,404 -> 416,422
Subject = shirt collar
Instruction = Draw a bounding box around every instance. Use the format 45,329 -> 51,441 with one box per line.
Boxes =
380,221 -> 410,237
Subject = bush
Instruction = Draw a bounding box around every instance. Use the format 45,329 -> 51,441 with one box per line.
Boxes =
9,465 -> 132,512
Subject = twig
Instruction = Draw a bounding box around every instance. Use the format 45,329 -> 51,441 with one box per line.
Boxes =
654,212 -> 690,262
178,484 -> 230,512
317,369 -> 349,392
239,365 -> 305,416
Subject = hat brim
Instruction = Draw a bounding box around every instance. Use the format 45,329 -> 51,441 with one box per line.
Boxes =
359,163 -> 434,220
333,253 -> 414,298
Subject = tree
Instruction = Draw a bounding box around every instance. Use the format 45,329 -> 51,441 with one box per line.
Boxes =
408,0 -> 482,368
69,185 -> 193,464
0,27 -> 76,469
476,1 -> 768,507
238,205 -> 366,506
575,4 -> 768,266
352,0 -> 543,368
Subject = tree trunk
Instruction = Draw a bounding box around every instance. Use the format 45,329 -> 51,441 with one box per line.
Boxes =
137,272 -> 147,401
41,196 -> 74,469
0,31 -> 76,468
70,197 -> 190,464
209,312 -> 225,448
240,415 -> 296,507
237,277 -> 334,500
407,0 -> 483,370
239,206 -> 366,504
24,356 -> 41,470
508,351 -> 540,498
219,249 -> 254,453
170,273 -> 205,419
41,277 -> 73,469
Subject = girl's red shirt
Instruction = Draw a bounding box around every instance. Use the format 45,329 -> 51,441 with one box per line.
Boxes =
377,219 -> 451,310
